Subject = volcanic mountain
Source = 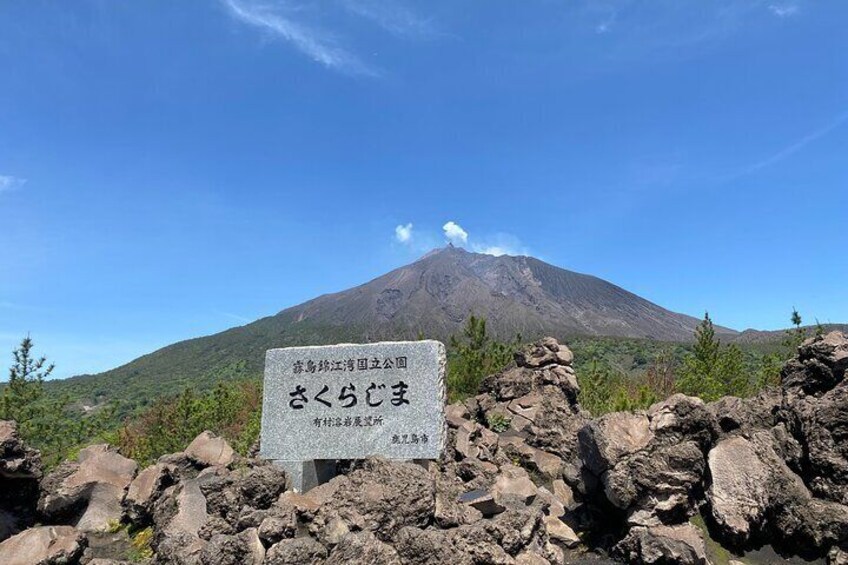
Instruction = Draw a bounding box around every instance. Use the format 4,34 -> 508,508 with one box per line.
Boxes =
57,246 -> 739,410
277,245 -> 731,342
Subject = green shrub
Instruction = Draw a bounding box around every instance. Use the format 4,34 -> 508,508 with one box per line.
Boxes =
677,313 -> 751,402
117,379 -> 262,467
446,316 -> 519,402
486,412 -> 511,433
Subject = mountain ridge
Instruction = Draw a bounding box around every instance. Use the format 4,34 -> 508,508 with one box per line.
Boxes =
58,247 -> 733,390
51,247 -> 846,416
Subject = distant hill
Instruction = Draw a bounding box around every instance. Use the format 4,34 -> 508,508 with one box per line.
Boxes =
51,246 -> 744,413
732,324 -> 848,345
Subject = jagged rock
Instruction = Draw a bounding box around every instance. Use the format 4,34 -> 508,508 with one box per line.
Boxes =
543,514 -> 580,548
327,531 -> 402,564
445,404 -> 470,428
607,439 -> 705,520
265,537 -> 328,565
0,420 -> 42,541
515,337 -> 574,369
185,431 -> 235,468
0,525 -> 87,565
0,420 -> 42,480
790,379 -> 848,504
708,431 -> 848,551
39,444 -> 137,532
448,523 -> 517,564
452,506 -> 545,559
394,526 -> 471,565
535,485 -> 564,518
579,413 -> 653,476
780,332 -> 848,505
482,338 -> 580,403
783,331 -> 848,395
434,473 -> 483,528
581,395 -> 714,526
195,462 -> 287,531
278,490 -> 321,514
829,546 -> 848,565
459,488 -> 505,517
125,463 -> 174,524
492,465 -> 538,507
199,527 -> 264,565
707,436 -> 771,544
614,523 -> 708,565
647,394 -> 715,449
551,479 -> 576,512
152,478 -> 209,564
308,458 -> 435,542
708,390 -> 781,436
258,504 -> 297,545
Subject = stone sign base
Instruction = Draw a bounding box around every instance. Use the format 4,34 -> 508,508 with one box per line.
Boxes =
273,460 -> 337,493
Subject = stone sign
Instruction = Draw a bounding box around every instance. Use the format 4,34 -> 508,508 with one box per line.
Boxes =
261,340 -> 446,470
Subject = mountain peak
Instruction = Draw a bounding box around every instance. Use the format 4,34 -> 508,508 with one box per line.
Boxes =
282,249 -> 736,342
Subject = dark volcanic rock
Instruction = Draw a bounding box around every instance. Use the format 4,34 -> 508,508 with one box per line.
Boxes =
327,531 -> 402,564
579,394 -> 715,526
614,524 -> 708,565
265,537 -> 328,565
308,457 -> 435,542
0,420 -> 42,541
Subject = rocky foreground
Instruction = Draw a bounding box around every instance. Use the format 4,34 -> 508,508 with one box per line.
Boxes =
1,333 -> 847,565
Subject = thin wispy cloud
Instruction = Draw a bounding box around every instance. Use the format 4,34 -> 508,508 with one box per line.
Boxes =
217,310 -> 253,324
340,0 -> 436,39
593,5 -> 619,34
583,0 -> 807,60
222,0 -> 378,76
0,175 -> 26,194
734,110 -> 848,178
769,3 -> 799,17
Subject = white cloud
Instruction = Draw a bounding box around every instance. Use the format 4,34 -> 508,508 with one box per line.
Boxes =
769,3 -> 799,17
395,223 -> 413,243
340,0 -> 435,39
442,221 -> 468,245
0,175 -> 25,193
221,0 -> 378,76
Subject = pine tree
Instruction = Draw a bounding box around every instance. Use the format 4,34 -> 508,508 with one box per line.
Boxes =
678,313 -> 717,398
1,335 -> 53,424
447,316 -> 518,401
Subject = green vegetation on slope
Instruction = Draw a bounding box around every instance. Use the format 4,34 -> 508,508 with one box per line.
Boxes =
117,379 -> 262,467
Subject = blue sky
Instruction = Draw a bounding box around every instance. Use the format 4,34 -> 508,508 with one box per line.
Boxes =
1,0 -> 846,378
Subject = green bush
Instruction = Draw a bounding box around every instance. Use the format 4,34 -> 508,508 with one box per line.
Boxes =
117,379 -> 262,467
677,313 -> 752,401
446,316 -> 519,402
486,412 -> 512,433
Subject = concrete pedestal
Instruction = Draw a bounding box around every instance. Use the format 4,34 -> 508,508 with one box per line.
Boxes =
274,460 -> 336,493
